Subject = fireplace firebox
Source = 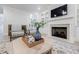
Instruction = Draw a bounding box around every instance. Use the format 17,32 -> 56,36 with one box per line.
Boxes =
51,27 -> 67,39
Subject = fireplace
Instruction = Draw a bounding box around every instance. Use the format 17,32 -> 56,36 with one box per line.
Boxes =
51,27 -> 67,39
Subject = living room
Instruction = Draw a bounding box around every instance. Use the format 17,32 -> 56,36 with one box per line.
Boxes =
0,4 -> 79,54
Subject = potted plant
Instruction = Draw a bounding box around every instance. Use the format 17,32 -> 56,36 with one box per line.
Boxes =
33,20 -> 46,41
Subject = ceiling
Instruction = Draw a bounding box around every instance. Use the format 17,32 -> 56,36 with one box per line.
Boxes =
4,4 -> 63,13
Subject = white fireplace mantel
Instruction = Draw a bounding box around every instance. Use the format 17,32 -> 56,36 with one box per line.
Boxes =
50,15 -> 74,22
50,24 -> 70,40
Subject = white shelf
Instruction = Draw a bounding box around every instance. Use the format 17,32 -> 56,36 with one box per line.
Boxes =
50,15 -> 74,21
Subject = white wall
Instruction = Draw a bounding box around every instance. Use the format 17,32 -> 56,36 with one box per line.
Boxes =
3,6 -> 28,35
39,4 -> 77,43
75,5 -> 79,42
0,14 -> 4,36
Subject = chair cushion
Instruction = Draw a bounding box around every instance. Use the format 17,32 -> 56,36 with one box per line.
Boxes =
12,31 -> 24,37
12,25 -> 22,32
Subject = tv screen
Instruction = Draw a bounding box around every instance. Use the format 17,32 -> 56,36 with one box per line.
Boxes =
51,4 -> 67,18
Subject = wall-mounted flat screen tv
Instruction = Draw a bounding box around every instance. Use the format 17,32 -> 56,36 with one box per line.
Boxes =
51,4 -> 67,18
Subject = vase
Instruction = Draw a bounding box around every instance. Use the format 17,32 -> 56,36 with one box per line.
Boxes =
34,27 -> 41,41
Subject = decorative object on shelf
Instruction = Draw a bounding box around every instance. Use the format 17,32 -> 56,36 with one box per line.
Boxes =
62,10 -> 67,15
33,20 -> 46,41
54,14 -> 56,17
41,11 -> 49,23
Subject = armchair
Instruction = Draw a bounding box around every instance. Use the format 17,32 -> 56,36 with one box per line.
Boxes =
8,24 -> 26,41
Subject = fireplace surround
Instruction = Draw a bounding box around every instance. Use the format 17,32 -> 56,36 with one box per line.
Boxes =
51,24 -> 70,40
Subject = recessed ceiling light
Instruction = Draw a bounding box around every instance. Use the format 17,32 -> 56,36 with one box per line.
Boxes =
38,7 -> 40,10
